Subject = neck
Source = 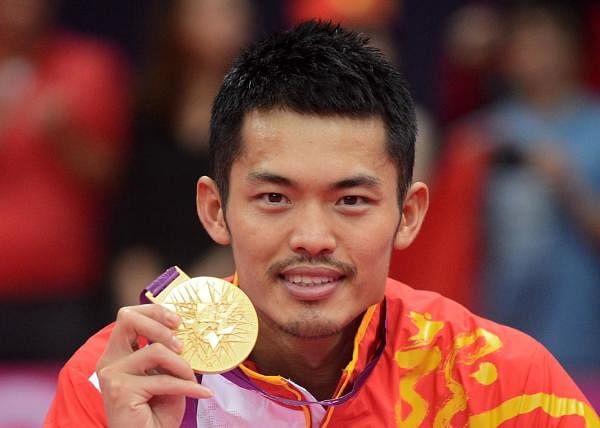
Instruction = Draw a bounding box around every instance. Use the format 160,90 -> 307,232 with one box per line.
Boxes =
250,316 -> 361,401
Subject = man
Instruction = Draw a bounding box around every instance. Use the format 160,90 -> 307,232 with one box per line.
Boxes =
45,21 -> 599,427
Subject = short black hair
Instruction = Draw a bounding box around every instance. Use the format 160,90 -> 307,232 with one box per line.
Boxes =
209,20 -> 416,205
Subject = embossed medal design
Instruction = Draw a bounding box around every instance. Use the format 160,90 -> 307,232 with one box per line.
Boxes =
148,276 -> 259,374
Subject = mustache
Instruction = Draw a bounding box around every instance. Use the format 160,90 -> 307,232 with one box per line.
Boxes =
267,254 -> 357,279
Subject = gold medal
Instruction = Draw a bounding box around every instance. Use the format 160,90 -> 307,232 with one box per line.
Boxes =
146,272 -> 258,374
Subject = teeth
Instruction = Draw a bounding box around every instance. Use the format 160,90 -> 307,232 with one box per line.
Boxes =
284,275 -> 336,285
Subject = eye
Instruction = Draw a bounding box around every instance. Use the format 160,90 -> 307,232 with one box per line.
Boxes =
260,193 -> 291,205
337,195 -> 367,206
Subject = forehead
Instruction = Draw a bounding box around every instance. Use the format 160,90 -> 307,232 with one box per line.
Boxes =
236,109 -> 390,169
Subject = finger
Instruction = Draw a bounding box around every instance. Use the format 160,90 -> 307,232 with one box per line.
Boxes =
97,342 -> 208,402
102,305 -> 182,363
99,374 -> 211,426
131,374 -> 213,399
123,303 -> 182,329
116,342 -> 196,381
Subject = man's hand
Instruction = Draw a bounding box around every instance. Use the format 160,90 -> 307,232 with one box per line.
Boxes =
97,305 -> 212,428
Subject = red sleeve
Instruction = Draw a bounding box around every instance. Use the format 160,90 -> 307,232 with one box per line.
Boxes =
43,365 -> 107,427
43,325 -> 115,427
520,344 -> 600,428
474,340 -> 600,428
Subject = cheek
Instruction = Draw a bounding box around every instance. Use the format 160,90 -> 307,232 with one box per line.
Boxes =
351,221 -> 397,272
230,216 -> 279,252
350,225 -> 396,282
228,215 -> 282,277
350,219 -> 398,257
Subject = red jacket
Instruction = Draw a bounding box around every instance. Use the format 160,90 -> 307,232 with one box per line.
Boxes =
45,278 -> 599,427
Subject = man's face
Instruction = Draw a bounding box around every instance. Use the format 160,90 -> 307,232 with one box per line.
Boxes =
224,109 -> 401,339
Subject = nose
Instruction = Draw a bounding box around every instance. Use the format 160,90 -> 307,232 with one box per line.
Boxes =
288,202 -> 336,257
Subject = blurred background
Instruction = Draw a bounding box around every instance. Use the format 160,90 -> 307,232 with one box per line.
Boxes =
0,0 -> 599,425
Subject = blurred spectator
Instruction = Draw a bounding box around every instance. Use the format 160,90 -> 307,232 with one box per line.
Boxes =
480,3 -> 600,373
0,0 -> 130,359
436,2 -> 505,127
110,0 -> 254,307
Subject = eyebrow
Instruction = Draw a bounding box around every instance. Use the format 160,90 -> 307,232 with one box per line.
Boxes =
332,174 -> 381,190
247,170 -> 381,190
247,171 -> 294,186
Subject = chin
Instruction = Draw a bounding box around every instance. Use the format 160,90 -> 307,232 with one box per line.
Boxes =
277,320 -> 343,339
274,307 -> 359,340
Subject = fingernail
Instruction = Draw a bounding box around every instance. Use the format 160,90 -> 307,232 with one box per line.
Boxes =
172,335 -> 183,352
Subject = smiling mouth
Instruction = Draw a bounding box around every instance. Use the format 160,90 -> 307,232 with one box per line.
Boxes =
278,274 -> 344,286
277,270 -> 345,301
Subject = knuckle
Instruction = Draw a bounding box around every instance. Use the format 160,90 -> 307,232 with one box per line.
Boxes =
104,376 -> 127,402
116,306 -> 135,323
96,365 -> 118,390
146,341 -> 177,367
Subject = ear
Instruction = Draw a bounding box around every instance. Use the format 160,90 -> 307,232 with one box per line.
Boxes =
196,176 -> 231,245
394,181 -> 429,250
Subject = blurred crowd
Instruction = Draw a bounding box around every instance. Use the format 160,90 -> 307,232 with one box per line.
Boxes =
1,0 -> 599,423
